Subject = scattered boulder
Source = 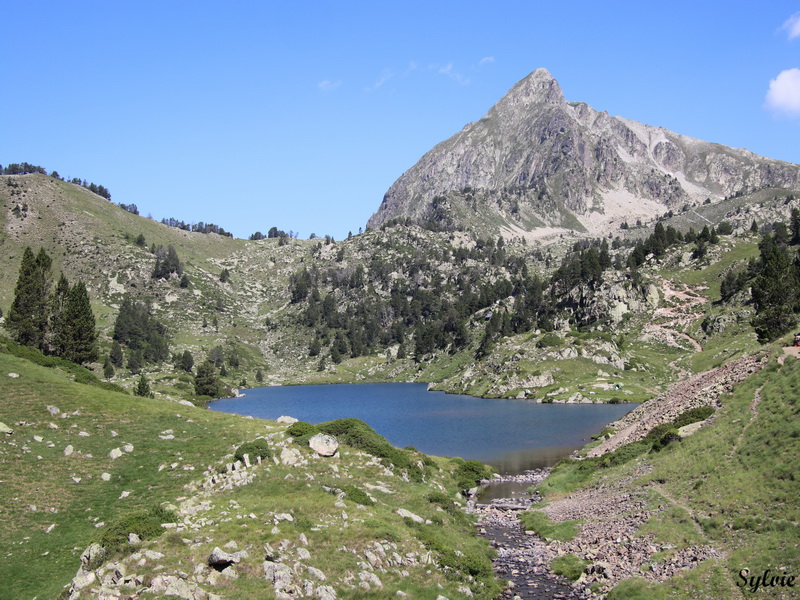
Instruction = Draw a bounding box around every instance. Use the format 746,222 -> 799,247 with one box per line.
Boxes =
64,445 -> 74,456
395,508 -> 424,524
109,447 -> 123,460
308,433 -> 338,457
7,372 -> 20,378
208,546 -> 240,570
47,405 -> 60,415
0,422 -> 12,435
277,415 -> 298,424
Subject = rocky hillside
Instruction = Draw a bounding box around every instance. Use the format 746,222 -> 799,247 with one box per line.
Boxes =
368,69 -> 800,239
0,347 -> 500,600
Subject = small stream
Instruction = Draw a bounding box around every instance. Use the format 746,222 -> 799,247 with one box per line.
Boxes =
472,472 -> 592,600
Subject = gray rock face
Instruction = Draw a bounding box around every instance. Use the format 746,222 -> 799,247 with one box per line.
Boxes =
367,68 -> 800,237
308,433 -> 338,457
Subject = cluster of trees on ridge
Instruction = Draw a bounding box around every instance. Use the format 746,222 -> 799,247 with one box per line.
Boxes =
2,162 -> 112,200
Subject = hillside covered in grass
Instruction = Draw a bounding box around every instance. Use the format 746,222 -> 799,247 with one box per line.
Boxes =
520,346 -> 799,599
0,342 -> 500,599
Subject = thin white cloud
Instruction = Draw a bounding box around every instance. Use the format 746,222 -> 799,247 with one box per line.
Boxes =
765,68 -> 800,116
365,69 -> 394,92
431,62 -> 470,85
478,56 -> 495,66
781,12 -> 800,40
317,79 -> 342,91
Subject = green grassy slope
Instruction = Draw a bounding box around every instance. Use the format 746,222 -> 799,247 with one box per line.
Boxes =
0,346 -> 498,600
530,349 -> 800,599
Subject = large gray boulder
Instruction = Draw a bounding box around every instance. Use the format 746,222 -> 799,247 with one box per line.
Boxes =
308,433 -> 338,457
0,422 -> 12,435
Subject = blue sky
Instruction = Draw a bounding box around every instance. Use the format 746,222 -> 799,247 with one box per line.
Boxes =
2,2 -> 799,240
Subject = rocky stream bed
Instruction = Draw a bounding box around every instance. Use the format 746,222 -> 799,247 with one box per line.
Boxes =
470,470 -> 595,600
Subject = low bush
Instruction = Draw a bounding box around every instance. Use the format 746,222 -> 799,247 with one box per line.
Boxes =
286,421 -> 320,445
537,333 -> 562,348
97,506 -> 178,553
317,418 -> 419,474
341,485 -> 374,506
233,438 -> 271,462
454,459 -> 494,490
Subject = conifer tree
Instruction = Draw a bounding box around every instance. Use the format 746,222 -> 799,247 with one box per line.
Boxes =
110,340 -> 124,367
7,247 -> 52,349
56,281 -> 98,365
49,274 -> 71,355
194,360 -> 222,397
103,356 -> 115,379
134,374 -> 152,398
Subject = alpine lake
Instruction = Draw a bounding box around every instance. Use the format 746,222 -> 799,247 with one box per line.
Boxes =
210,383 -> 635,477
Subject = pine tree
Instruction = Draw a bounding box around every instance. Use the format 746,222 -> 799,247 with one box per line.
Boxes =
49,273 -> 71,355
255,369 -> 264,383
7,247 -> 52,349
134,374 -> 152,398
56,281 -> 98,365
194,361 -> 222,397
178,350 -> 194,373
110,340 -> 124,367
103,356 -> 115,379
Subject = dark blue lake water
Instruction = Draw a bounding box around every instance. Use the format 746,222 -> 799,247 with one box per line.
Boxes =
210,383 -> 635,473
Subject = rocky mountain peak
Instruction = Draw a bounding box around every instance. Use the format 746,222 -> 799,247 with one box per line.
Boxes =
497,68 -> 565,107
367,70 -> 800,240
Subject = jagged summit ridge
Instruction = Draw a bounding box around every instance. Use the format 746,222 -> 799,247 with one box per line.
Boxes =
367,70 -> 800,239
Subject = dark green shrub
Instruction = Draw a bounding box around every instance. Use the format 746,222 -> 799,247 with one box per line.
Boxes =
537,333 -> 562,348
286,421 -> 320,444
650,429 -> 681,452
341,485 -> 374,506
427,491 -> 459,516
97,506 -> 178,552
234,438 -> 271,462
673,406 -> 714,428
454,459 -> 494,490
317,418 -> 415,471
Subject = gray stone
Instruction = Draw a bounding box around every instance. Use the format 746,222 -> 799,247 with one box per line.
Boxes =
80,542 -> 106,569
395,508 -> 424,524
280,447 -> 303,466
264,560 -> 293,588
64,444 -> 74,456
316,585 -> 337,599
109,447 -> 123,459
7,372 -> 20,378
208,546 -> 240,568
276,415 -> 298,424
0,422 -> 12,435
47,405 -> 60,415
309,433 -> 338,457
71,569 -> 96,591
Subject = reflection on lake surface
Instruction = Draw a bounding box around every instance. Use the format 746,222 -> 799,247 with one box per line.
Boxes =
210,383 -> 635,474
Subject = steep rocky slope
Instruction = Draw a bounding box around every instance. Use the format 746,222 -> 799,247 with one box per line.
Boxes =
368,69 -> 800,239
